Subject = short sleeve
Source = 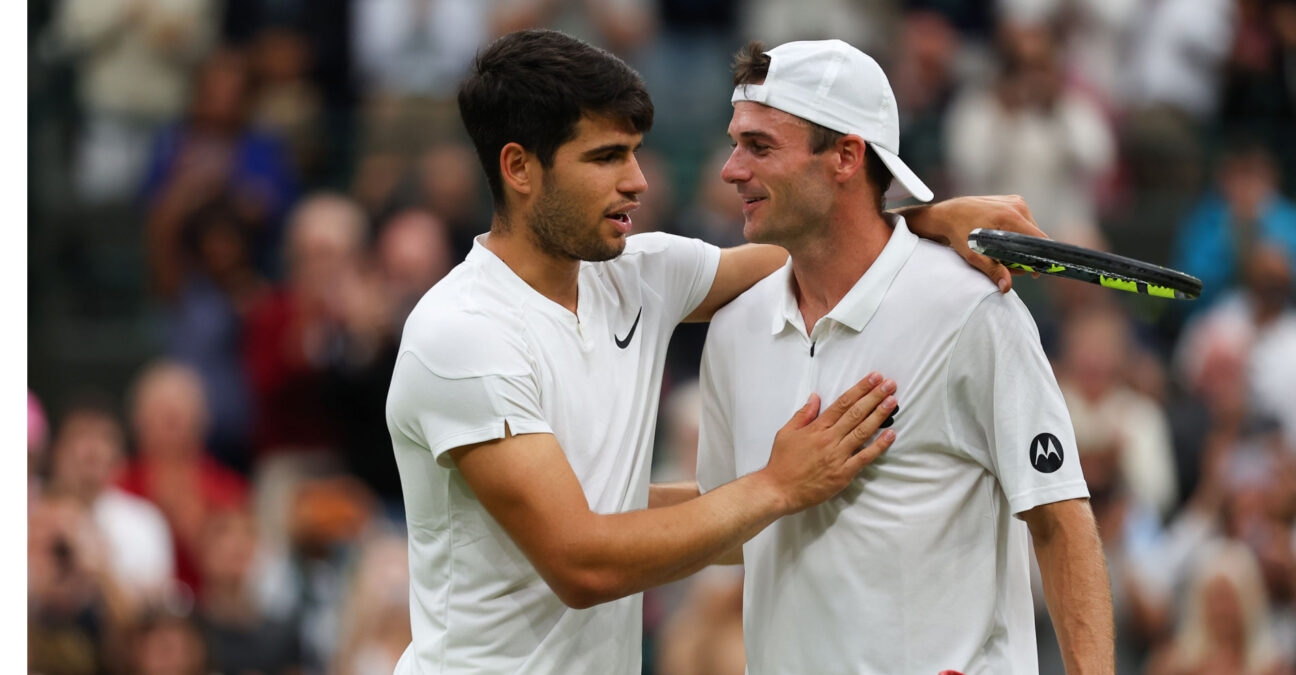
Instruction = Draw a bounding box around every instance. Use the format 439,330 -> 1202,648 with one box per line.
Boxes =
386,316 -> 553,468
624,233 -> 721,325
946,292 -> 1089,515
695,329 -> 737,494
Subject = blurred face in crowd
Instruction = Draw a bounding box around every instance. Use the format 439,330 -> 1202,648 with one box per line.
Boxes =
1242,246 -> 1293,317
192,51 -> 252,134
722,102 -> 836,248
525,115 -> 645,262
200,509 -> 258,588
1219,149 -> 1278,220
1061,309 -> 1129,400
287,197 -> 367,303
50,410 -> 125,501
378,209 -> 453,302
135,615 -> 207,675
132,365 -> 210,459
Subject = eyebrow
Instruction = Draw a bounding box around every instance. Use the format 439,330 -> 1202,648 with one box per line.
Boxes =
733,130 -> 778,144
579,142 -> 642,159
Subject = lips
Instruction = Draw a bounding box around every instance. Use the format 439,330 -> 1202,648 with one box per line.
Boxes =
605,204 -> 638,234
740,195 -> 767,215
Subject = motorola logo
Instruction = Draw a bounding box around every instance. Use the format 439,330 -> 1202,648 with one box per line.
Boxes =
1030,433 -> 1064,473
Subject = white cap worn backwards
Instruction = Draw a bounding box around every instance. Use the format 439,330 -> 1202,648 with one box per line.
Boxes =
731,39 -> 934,203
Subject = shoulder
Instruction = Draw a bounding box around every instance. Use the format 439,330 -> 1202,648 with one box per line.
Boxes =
899,239 -> 1002,315
399,266 -> 535,380
709,268 -> 784,337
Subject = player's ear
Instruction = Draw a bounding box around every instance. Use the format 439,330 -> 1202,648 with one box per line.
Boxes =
500,142 -> 537,197
834,136 -> 867,183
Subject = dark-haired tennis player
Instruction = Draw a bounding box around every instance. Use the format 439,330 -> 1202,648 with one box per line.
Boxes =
696,40 -> 1114,674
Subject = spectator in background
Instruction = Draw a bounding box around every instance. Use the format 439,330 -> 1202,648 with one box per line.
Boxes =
1147,541 -> 1293,675
1171,142 -> 1296,310
491,0 -> 655,57
28,492 -> 135,675
890,10 -> 961,201
194,507 -> 303,675
148,196 -> 266,471
119,360 -> 249,596
353,140 -> 489,265
53,0 -> 220,202
129,609 -> 210,675
353,0 -> 490,149
1120,0 -> 1235,124
1057,304 -> 1179,519
248,26 -> 325,184
242,192 -> 367,462
331,534 -> 413,675
256,475 -> 376,673
415,142 -> 489,262
1175,245 -> 1296,450
739,0 -> 895,57
47,401 -> 176,607
142,47 -> 299,280
946,15 -> 1115,242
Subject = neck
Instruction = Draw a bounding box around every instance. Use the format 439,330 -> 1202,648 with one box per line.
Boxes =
786,210 -> 893,331
482,218 -> 581,313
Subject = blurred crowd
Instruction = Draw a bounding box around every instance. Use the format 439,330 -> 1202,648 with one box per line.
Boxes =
25,0 -> 1296,674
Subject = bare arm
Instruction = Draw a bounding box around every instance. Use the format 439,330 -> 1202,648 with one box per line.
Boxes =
649,482 -> 743,565
450,375 -> 897,608
649,481 -> 701,509
684,195 -> 1046,322
896,194 -> 1047,292
1022,498 -> 1115,675
684,244 -> 788,322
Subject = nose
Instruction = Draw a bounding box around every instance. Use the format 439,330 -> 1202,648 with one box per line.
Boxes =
720,147 -> 748,184
621,156 -> 648,196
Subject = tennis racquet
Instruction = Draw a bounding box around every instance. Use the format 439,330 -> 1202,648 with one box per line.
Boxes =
967,229 -> 1203,300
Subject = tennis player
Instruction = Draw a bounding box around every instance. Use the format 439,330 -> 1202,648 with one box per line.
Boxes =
386,29 -> 1054,674
696,40 -> 1115,674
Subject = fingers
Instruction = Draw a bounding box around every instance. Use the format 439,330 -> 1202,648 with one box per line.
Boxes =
779,392 -> 822,433
827,378 -> 896,442
846,428 -> 897,474
993,195 -> 1047,239
842,394 -> 898,450
815,373 -> 883,427
965,247 -> 1013,293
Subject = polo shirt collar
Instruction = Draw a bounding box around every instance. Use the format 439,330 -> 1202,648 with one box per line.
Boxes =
770,215 -> 919,335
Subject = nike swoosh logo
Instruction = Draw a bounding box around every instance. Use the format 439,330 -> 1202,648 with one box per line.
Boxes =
614,307 -> 642,349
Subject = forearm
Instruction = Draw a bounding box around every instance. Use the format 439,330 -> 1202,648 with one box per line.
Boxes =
1031,502 -> 1115,674
649,482 -> 744,564
649,481 -> 700,509
560,472 -> 782,607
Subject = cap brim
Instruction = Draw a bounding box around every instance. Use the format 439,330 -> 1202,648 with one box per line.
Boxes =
871,145 -> 933,203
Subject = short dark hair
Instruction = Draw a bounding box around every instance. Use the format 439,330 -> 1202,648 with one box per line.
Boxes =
457,30 -> 654,208
731,40 -> 893,212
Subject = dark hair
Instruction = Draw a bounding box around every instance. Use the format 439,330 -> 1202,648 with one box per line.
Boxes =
457,30 -> 654,208
732,40 -> 893,212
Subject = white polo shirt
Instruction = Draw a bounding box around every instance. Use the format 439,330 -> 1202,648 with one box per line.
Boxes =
386,232 -> 720,674
696,217 -> 1088,675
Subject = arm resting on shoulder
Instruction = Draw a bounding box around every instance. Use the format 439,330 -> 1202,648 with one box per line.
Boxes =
685,194 -> 1049,323
1022,498 -> 1115,675
896,194 -> 1047,292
